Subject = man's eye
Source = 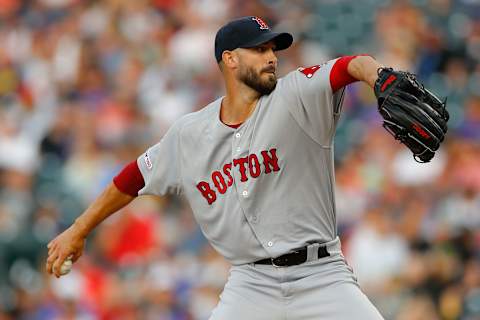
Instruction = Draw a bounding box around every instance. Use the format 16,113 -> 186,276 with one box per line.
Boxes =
257,47 -> 266,52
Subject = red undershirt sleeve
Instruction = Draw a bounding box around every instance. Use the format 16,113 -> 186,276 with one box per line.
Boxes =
329,55 -> 370,93
113,160 -> 145,197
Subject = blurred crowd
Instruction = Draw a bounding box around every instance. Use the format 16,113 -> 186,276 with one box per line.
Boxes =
0,0 -> 479,319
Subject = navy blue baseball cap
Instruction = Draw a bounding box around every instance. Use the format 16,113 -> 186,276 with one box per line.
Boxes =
214,16 -> 293,63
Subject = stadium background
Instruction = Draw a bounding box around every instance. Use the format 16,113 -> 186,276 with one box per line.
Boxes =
0,0 -> 479,319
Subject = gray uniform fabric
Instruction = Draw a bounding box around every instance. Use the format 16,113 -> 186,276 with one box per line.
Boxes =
210,238 -> 384,320
137,58 -> 384,319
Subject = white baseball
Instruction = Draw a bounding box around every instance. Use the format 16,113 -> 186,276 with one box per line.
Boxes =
60,256 -> 73,276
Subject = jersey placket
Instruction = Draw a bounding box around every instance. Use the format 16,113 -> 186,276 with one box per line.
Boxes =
232,127 -> 264,224
231,127 -> 251,206
230,117 -> 275,254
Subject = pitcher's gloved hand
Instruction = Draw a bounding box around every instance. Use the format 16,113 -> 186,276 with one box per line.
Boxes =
374,68 -> 449,163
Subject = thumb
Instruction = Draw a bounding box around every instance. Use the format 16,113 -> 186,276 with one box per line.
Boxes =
71,250 -> 83,263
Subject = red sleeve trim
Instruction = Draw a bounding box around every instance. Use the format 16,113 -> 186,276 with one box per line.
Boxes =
330,55 -> 370,93
113,160 -> 145,197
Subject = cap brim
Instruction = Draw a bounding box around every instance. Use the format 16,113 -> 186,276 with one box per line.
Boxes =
240,32 -> 293,51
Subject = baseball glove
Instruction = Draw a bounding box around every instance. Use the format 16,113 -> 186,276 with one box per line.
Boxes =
374,68 -> 449,163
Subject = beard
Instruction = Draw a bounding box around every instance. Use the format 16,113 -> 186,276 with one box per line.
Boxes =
238,65 -> 277,95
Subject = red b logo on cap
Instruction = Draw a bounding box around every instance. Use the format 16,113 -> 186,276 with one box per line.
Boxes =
252,16 -> 269,30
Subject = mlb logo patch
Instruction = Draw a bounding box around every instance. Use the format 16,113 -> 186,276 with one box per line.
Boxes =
144,152 -> 153,170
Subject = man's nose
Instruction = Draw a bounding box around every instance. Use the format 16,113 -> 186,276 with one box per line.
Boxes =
267,50 -> 278,66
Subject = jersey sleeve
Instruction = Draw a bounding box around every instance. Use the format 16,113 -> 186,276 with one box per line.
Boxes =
113,160 -> 145,196
137,122 -> 183,196
283,57 -> 357,146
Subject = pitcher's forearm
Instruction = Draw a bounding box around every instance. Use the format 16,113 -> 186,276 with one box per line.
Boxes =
73,182 -> 135,238
347,56 -> 383,88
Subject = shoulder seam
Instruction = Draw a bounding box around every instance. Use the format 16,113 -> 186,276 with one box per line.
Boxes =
286,107 -> 333,149
285,75 -> 332,148
174,100 -> 220,189
285,63 -> 337,147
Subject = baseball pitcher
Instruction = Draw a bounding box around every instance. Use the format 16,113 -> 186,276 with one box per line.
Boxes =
46,16 -> 448,319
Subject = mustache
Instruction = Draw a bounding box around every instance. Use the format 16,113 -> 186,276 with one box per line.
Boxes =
261,65 -> 276,73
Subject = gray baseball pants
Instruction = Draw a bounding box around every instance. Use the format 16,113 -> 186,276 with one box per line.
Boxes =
209,237 -> 384,320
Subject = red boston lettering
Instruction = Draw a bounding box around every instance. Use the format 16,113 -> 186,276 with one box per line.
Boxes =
212,170 -> 227,194
233,156 -> 249,182
248,154 -> 261,178
261,149 -> 280,174
196,148 -> 281,205
223,163 -> 234,187
196,181 -> 217,205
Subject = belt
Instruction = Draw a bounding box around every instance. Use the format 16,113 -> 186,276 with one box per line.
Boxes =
254,245 -> 330,267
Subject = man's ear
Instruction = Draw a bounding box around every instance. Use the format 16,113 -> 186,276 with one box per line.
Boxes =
222,50 -> 238,69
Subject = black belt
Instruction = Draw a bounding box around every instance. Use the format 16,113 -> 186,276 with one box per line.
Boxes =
254,245 -> 330,267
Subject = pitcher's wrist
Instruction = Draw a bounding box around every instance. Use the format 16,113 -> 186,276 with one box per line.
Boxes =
72,219 -> 89,239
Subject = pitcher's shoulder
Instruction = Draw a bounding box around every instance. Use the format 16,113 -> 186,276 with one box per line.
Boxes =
170,98 -> 221,134
275,61 -> 339,96
281,62 -> 333,83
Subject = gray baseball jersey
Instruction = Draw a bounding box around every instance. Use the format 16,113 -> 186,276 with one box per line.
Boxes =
137,58 -> 345,265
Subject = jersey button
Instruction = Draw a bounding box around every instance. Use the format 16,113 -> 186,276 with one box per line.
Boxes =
235,133 -> 241,138
242,190 -> 248,197
236,147 -> 241,154
267,241 -> 273,247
